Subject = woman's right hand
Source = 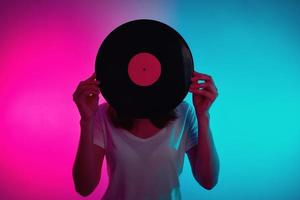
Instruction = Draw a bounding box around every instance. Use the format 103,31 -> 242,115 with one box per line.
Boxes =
73,72 -> 101,121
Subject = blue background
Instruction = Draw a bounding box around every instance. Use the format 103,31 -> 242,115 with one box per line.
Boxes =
176,1 -> 300,199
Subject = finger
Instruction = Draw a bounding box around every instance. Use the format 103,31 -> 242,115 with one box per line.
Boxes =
190,89 -> 213,99
82,88 -> 100,97
86,91 -> 100,97
86,72 -> 96,81
189,88 -> 214,101
77,85 -> 100,97
191,72 -> 212,82
191,76 -> 217,92
191,76 -> 211,83
205,84 -> 217,94
189,82 -> 207,89
84,80 -> 100,85
79,79 -> 100,87
193,71 -> 212,79
77,84 -> 100,93
190,82 -> 217,95
201,82 -> 217,94
74,87 -> 98,100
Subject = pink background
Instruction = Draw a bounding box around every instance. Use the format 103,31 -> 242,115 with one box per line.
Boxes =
0,1 -> 175,199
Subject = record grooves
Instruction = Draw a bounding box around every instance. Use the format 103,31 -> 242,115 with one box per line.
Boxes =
95,19 -> 194,118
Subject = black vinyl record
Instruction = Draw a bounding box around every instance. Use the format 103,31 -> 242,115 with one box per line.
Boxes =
95,19 -> 194,118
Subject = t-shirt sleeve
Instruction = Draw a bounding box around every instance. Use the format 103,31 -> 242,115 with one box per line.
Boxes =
90,103 -> 106,149
185,102 -> 199,152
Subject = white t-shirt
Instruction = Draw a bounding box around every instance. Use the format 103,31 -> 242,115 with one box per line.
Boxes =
91,100 -> 198,200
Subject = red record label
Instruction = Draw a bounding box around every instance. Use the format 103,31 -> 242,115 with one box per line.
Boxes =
128,52 -> 161,87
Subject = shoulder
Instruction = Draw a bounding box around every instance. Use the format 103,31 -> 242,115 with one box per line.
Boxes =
98,101 -> 109,111
176,100 -> 193,114
95,102 -> 110,118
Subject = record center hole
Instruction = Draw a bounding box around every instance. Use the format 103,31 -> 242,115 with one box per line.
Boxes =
143,67 -> 146,71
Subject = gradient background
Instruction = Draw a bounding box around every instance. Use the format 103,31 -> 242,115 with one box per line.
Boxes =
0,0 -> 299,199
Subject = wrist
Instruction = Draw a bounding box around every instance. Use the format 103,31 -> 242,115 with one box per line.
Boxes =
196,111 -> 210,119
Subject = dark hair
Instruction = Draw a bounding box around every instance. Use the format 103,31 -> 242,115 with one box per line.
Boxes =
107,105 -> 178,131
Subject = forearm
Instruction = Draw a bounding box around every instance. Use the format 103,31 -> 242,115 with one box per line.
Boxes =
194,111 -> 219,189
73,119 -> 99,190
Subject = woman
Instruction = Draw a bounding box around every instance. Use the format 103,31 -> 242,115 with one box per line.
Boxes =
72,70 -> 219,200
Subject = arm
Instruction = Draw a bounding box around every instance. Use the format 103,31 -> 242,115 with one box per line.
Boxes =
187,112 -> 219,190
72,73 -> 105,196
72,119 -> 105,196
187,71 -> 219,190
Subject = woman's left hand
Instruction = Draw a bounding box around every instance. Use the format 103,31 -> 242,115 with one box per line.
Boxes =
189,71 -> 218,115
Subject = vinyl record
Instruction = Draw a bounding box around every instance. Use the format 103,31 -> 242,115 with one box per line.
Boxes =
95,19 -> 194,118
